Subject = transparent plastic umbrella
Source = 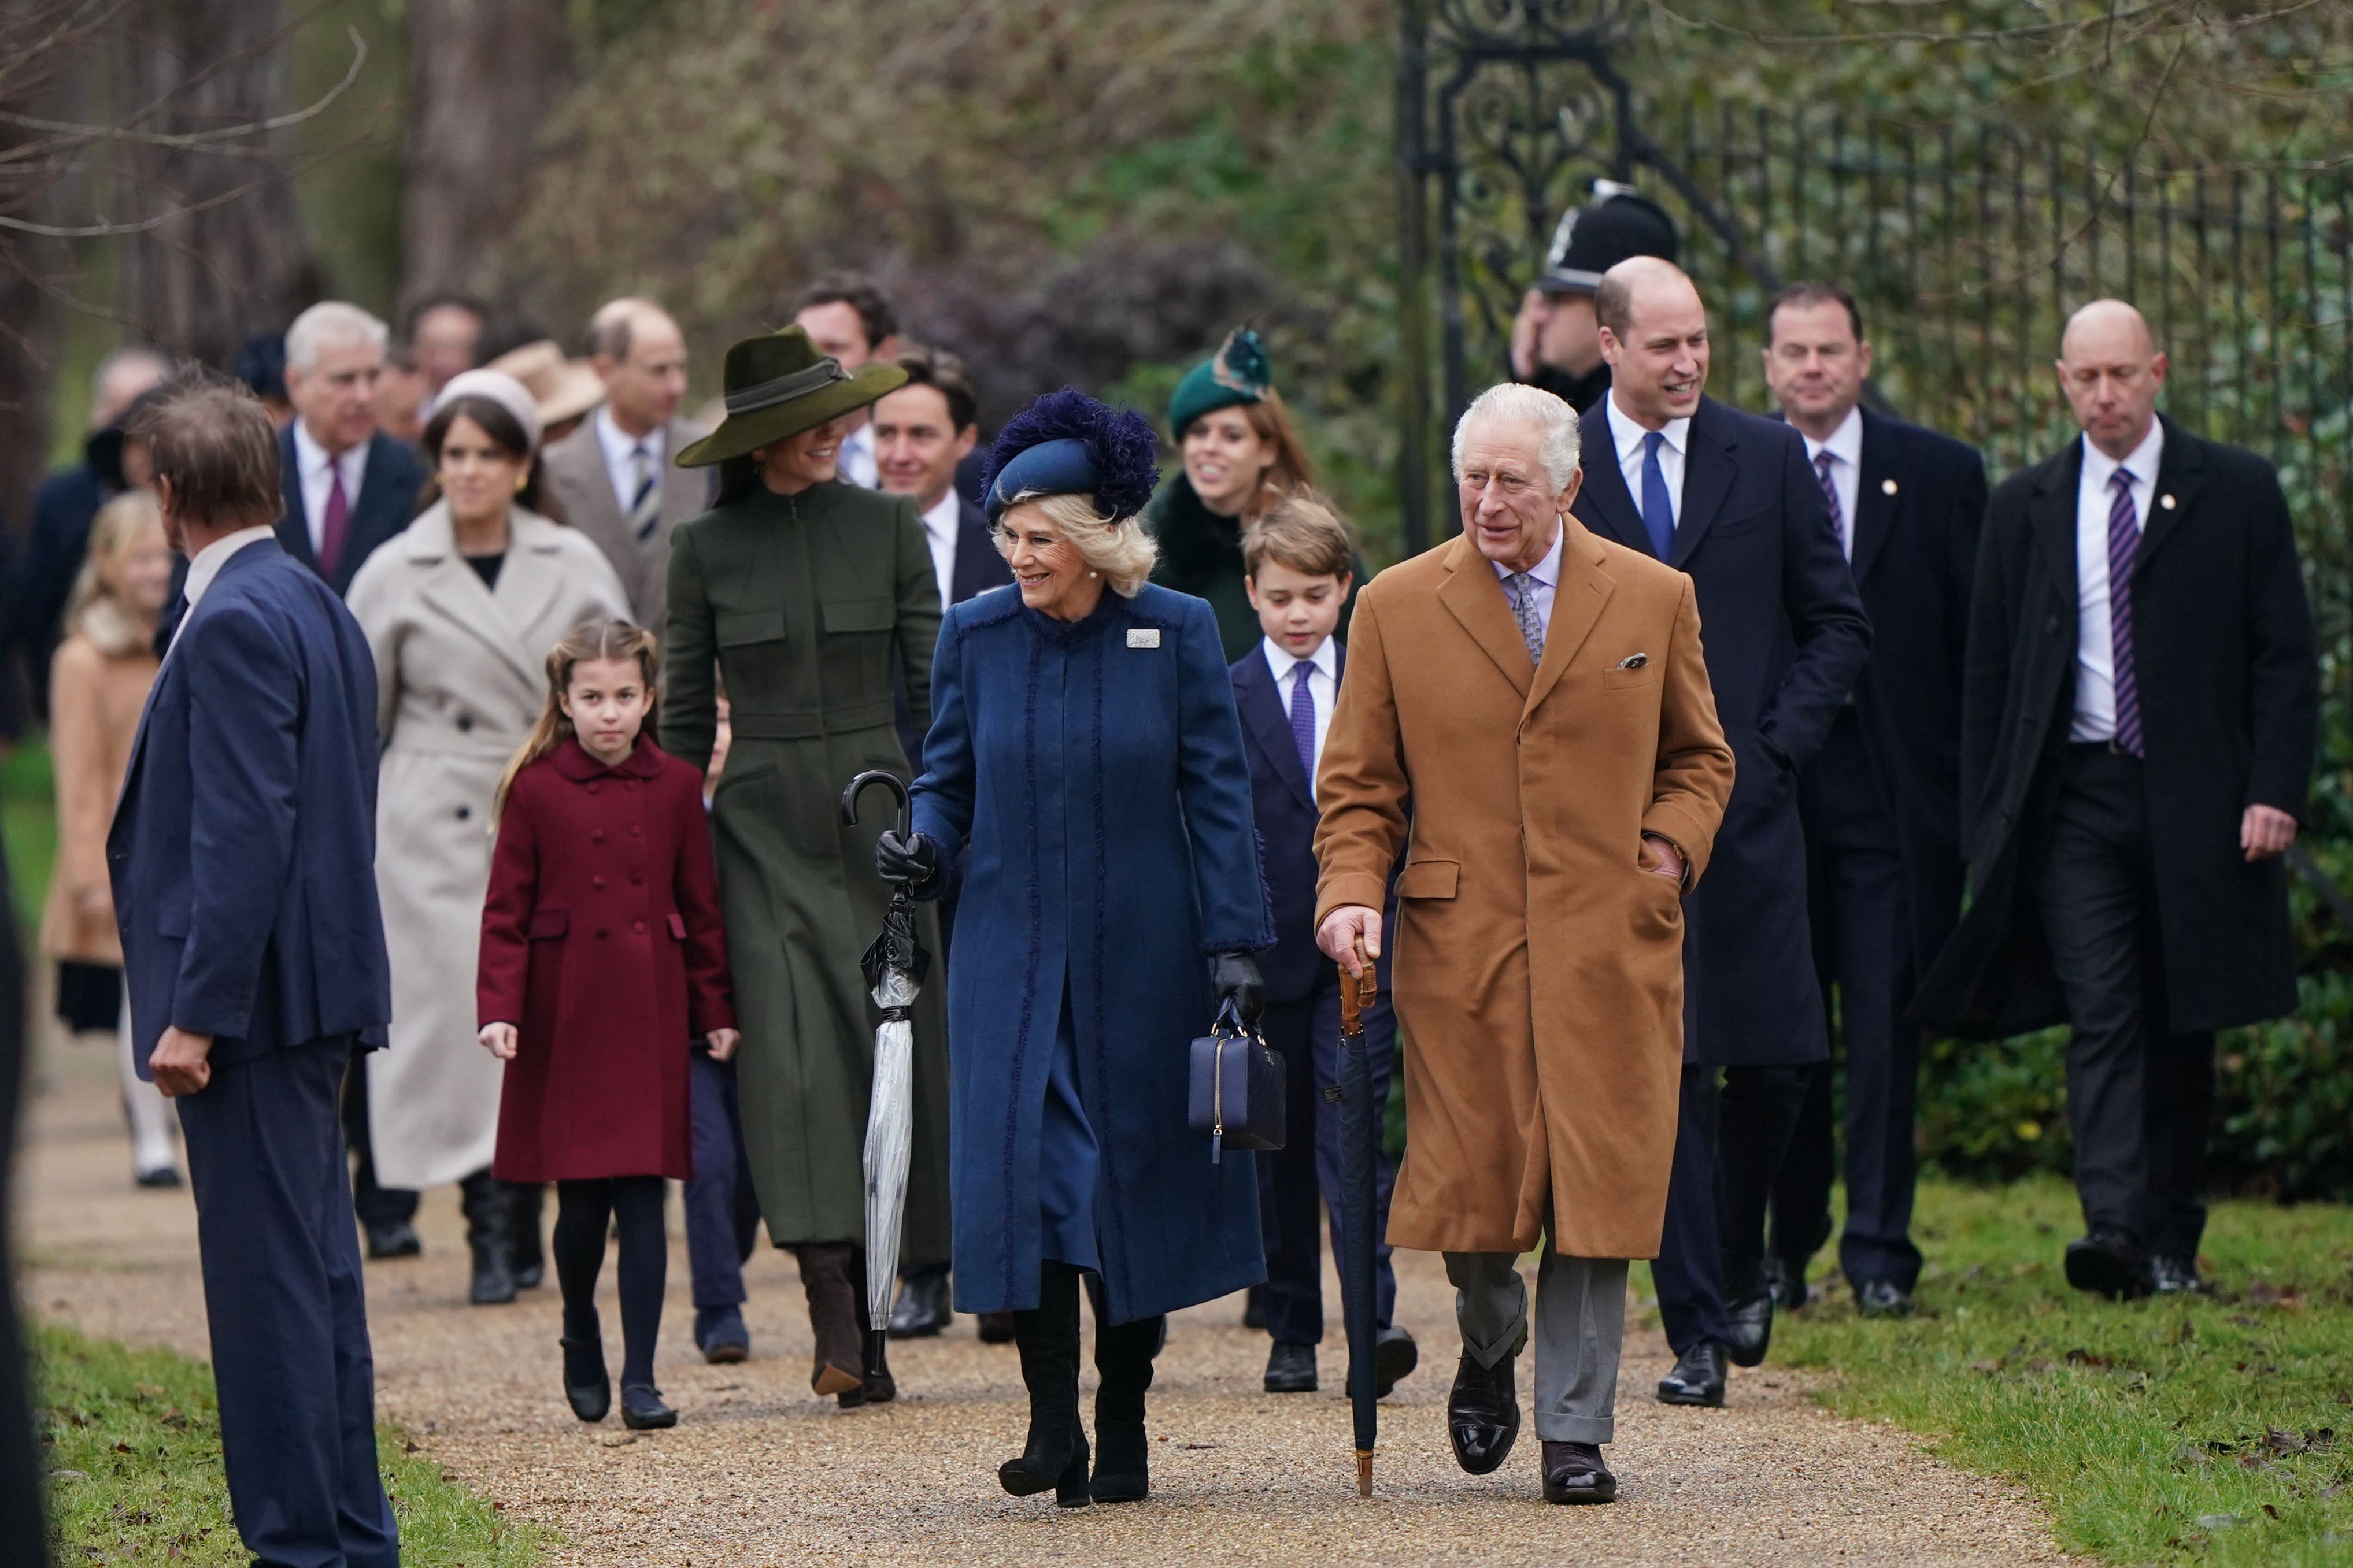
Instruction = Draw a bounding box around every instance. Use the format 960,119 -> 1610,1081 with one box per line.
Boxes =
841,769 -> 930,1384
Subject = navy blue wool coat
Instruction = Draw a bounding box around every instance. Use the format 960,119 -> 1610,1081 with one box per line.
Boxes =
912,583 -> 1274,1324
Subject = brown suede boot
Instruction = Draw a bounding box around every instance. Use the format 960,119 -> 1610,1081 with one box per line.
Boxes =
795,1243 -> 865,1403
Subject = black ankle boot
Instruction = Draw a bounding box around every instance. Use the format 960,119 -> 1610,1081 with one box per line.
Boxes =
999,1262 -> 1089,1505
561,1330 -> 610,1422
1091,1311 -> 1163,1503
460,1171 -> 518,1306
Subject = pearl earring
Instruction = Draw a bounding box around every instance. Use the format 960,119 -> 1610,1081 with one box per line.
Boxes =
1088,570 -> 1099,578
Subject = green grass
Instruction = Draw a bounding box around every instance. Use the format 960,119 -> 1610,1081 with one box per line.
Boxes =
1775,1177 -> 2353,1565
34,1319 -> 550,1565
3,738 -> 56,931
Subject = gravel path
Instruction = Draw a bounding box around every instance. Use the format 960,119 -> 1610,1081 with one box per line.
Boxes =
18,1033 -> 2070,1566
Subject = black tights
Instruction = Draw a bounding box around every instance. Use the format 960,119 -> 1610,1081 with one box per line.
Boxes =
553,1176 -> 667,1389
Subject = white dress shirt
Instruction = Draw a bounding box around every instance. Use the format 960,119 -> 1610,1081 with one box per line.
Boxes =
919,489 -> 961,610
1260,634 -> 1340,796
595,407 -> 665,520
1798,404 -> 1864,560
1489,517 -> 1567,632
291,420 -> 370,557
1606,389 -> 1690,529
169,525 -> 278,654
838,421 -> 878,489
2069,419 -> 2165,743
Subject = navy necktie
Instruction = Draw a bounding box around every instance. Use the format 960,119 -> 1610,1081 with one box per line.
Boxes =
1288,662 -> 1317,794
1640,431 -> 1675,561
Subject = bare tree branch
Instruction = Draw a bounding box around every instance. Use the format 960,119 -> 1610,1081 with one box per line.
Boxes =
0,26 -> 365,154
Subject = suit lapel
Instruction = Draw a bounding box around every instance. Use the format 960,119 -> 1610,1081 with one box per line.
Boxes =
1436,533 -> 1534,699
1525,518 -> 1614,720
2133,416 -> 2203,575
2028,442 -> 2082,618
1237,651 -> 1316,810
275,427 -> 319,573
1668,399 -> 1737,569
1573,406 -> 1649,555
411,506 -> 545,695
1850,410 -> 1900,584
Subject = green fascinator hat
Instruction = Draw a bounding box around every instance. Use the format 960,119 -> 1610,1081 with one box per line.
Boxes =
1167,327 -> 1274,438
676,325 -> 907,468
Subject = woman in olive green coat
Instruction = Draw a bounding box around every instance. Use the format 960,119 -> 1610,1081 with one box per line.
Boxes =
663,327 -> 950,1407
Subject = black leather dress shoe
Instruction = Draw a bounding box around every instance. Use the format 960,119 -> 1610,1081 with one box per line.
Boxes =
1764,1255 -> 1810,1312
2065,1232 -> 2151,1300
1373,1324 -> 1419,1396
619,1383 -> 676,1430
1655,1340 -> 1726,1407
1446,1347 -> 1522,1475
2150,1255 -> 2208,1295
977,1311 -> 1016,1344
1264,1342 -> 1317,1393
1722,1280 -> 1774,1369
1541,1439 -> 1617,1504
1242,1284 -> 1268,1330
888,1270 -> 954,1339
1855,1279 -> 1915,1318
134,1166 -> 183,1189
561,1334 -> 610,1422
365,1220 -> 422,1260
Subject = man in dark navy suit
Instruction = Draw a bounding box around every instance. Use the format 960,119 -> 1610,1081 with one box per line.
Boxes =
1227,495 -> 1417,1400
1759,284 -> 1987,1321
112,375 -> 398,1568
1568,258 -> 1870,1408
277,301 -> 428,598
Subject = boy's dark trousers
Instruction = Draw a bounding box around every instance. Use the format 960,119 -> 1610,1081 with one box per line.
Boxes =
1257,970 -> 1401,1346
686,1045 -> 760,1310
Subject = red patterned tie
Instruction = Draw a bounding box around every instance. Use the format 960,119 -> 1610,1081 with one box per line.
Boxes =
319,464 -> 352,580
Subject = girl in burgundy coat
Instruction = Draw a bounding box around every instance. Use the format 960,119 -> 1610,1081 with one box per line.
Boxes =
479,620 -> 737,1430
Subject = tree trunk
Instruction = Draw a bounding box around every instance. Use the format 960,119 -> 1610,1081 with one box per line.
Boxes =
118,0 -> 319,369
399,0 -> 572,312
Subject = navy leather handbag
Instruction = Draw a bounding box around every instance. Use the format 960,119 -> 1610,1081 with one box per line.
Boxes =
1187,997 -> 1285,1162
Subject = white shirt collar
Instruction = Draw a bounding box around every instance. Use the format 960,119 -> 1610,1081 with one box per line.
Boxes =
1489,518 -> 1566,590
172,525 -> 278,648
919,488 -> 960,543
597,405 -> 661,467
1803,403 -> 1864,469
1607,389 -> 1691,464
1260,633 -> 1338,686
2082,417 -> 2165,496
291,418 -> 361,483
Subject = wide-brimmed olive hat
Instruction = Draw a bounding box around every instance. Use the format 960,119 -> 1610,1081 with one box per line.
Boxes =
675,325 -> 907,468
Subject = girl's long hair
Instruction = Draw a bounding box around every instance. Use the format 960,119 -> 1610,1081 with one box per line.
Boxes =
494,618 -> 662,818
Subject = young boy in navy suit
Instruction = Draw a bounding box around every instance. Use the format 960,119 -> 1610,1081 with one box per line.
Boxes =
1227,494 -> 1418,1398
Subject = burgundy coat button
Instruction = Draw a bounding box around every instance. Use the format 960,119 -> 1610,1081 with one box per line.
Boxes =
631,872 -> 644,885
592,875 -> 606,889
591,829 -> 605,843
587,783 -> 600,795
632,920 -> 647,934
597,927 -> 610,939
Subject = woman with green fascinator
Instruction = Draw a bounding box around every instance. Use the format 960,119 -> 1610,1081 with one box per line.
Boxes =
1143,327 -> 1367,662
662,325 -> 951,1408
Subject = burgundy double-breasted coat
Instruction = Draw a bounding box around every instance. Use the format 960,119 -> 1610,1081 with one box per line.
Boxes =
480,738 -> 734,1181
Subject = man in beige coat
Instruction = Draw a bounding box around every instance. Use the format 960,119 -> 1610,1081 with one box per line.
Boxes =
1315,382 -> 1733,1504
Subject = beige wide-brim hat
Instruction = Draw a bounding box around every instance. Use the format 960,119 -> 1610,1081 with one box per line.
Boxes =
486,339 -> 608,429
675,325 -> 907,468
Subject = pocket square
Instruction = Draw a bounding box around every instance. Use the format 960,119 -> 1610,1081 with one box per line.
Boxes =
1614,653 -> 1649,670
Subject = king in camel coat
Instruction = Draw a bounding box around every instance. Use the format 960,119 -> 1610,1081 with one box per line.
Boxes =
1313,519 -> 1734,1261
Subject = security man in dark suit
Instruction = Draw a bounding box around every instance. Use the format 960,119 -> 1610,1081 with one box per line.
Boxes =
1916,300 -> 2317,1300
112,375 -> 399,1568
1509,183 -> 1681,414
1758,284 -> 1988,1321
1567,258 -> 1870,1407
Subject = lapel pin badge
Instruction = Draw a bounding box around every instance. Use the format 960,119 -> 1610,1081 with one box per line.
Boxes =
1127,628 -> 1161,648
1882,477 -> 1899,495
2160,494 -> 2177,510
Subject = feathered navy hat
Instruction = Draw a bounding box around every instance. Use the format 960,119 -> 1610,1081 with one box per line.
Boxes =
982,388 -> 1160,524
1167,326 -> 1273,438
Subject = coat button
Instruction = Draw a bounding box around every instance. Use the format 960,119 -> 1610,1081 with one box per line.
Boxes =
591,829 -> 605,843
592,874 -> 606,889
455,805 -> 471,821
597,927 -> 610,940
456,714 -> 473,732
630,825 -> 642,837
2045,616 -> 2059,633
631,871 -> 644,885
632,920 -> 647,935
587,783 -> 600,795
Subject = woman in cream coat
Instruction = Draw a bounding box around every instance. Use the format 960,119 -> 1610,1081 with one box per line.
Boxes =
347,369 -> 629,1304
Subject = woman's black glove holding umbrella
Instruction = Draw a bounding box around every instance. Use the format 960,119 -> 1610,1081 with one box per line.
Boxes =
875,829 -> 939,890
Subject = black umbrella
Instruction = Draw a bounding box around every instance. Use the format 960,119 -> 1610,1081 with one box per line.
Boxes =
1335,937 -> 1381,1496
841,769 -> 931,1391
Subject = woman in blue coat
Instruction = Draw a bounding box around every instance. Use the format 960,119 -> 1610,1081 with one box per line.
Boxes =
878,391 -> 1271,1507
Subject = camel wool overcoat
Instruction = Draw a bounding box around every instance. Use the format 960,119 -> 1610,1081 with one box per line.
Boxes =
1314,522 -> 1735,1261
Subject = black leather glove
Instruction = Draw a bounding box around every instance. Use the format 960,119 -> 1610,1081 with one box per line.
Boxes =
1212,952 -> 1265,1027
875,829 -> 939,888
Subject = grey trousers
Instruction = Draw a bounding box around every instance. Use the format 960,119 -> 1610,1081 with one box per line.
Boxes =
1444,1250 -> 1629,1444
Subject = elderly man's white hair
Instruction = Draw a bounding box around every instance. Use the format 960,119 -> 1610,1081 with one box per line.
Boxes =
284,301 -> 388,376
1451,383 -> 1582,493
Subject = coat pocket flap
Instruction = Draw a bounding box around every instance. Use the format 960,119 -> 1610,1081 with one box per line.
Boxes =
527,907 -> 569,940
1397,858 -> 1460,899
666,912 -> 687,940
716,605 -> 787,646
822,596 -> 896,634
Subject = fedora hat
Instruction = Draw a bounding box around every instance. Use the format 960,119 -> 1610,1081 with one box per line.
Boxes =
486,339 -> 606,429
676,326 -> 906,468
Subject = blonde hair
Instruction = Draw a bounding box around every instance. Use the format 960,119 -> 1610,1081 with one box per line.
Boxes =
1242,490 -> 1355,581
997,490 -> 1159,596
65,491 -> 166,655
495,619 -> 662,817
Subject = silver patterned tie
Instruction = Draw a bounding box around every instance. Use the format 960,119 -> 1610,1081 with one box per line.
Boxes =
1505,572 -> 1545,666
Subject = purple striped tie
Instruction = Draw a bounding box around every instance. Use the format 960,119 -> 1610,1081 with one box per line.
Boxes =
1814,450 -> 1845,553
1288,662 -> 1318,789
2107,470 -> 2144,757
